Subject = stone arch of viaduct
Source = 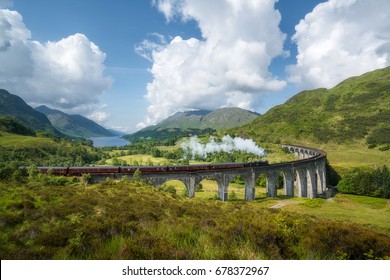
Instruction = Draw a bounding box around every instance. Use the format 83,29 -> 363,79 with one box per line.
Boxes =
134,145 -> 327,201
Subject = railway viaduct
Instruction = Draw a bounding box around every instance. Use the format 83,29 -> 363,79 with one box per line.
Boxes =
94,145 -> 326,201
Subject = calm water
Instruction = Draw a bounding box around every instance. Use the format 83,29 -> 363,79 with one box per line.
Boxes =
89,136 -> 129,147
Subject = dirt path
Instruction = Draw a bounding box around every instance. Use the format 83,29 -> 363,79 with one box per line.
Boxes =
270,200 -> 300,209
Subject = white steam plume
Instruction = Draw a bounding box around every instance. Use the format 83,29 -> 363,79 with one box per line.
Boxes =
180,135 -> 266,159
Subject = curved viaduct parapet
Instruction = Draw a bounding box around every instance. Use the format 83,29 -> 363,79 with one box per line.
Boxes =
37,145 -> 327,201
142,144 -> 327,201
80,145 -> 327,201
278,144 -> 327,199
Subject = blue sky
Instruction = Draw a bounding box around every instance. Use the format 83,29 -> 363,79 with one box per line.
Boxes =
1,0 -> 389,132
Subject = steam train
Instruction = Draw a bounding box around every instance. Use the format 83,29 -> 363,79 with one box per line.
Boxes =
37,161 -> 269,176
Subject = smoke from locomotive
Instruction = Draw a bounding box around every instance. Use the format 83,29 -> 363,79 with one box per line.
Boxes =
180,135 -> 266,159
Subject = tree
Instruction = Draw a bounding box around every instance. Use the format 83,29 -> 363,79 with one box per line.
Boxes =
152,148 -> 162,158
229,191 -> 238,200
195,183 -> 203,192
28,164 -> 39,179
82,173 -> 92,186
377,165 -> 390,198
111,157 -> 119,166
382,166 -> 390,198
121,175 -> 129,182
337,166 -> 390,198
75,156 -> 84,166
133,169 -> 142,182
162,184 -> 177,195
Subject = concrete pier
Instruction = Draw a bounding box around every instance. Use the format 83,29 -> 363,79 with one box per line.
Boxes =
92,145 -> 327,200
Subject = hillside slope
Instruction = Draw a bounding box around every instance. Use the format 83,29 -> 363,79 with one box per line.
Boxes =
153,107 -> 260,130
35,105 -> 114,138
0,131 -> 100,169
232,67 -> 390,147
128,107 -> 259,141
0,116 -> 35,136
0,89 -> 61,136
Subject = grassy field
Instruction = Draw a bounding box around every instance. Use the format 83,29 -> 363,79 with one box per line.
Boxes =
106,154 -> 171,166
162,180 -> 390,236
162,179 -> 286,200
1,180 -> 389,260
277,195 -> 390,236
323,143 -> 390,172
0,133 -> 56,148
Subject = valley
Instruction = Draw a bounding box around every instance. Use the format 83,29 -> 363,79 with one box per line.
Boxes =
1,67 -> 390,260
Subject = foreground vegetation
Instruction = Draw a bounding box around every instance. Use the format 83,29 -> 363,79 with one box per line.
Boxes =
2,114 -> 390,260
160,179 -> 390,237
1,178 -> 389,260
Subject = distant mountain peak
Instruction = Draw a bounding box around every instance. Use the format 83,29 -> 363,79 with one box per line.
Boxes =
35,105 -> 114,138
0,89 -> 61,136
150,107 -> 260,130
171,109 -> 211,117
127,107 -> 260,141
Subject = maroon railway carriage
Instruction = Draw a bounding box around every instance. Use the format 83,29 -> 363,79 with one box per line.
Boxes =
243,160 -> 269,167
168,164 -> 210,172
120,166 -> 168,174
68,166 -> 120,176
209,161 -> 268,170
38,166 -> 68,175
35,160 -> 269,177
210,162 -> 245,170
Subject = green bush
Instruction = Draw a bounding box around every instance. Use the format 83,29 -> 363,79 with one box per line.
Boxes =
337,166 -> 390,198
161,184 -> 177,195
379,145 -> 390,151
367,127 -> 390,145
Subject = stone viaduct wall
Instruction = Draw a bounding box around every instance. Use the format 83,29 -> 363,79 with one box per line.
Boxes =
92,145 -> 327,201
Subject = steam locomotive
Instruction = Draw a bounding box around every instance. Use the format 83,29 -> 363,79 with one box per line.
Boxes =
37,161 -> 269,176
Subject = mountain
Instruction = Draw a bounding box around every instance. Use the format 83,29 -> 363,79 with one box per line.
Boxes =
154,110 -> 212,130
0,89 -> 61,136
106,129 -> 126,136
35,105 -> 114,138
230,66 -> 390,147
152,107 -> 260,130
127,107 -> 260,141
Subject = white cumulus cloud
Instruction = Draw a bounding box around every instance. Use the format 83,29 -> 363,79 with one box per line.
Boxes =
137,0 -> 287,128
287,0 -> 390,89
87,111 -> 110,124
0,9 -> 112,114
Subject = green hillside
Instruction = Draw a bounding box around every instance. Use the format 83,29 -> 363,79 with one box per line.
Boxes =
152,109 -> 211,129
0,116 -> 35,136
127,107 -> 259,142
0,133 -> 100,168
36,105 -> 114,138
232,67 -> 390,148
0,119 -> 101,177
154,107 -> 260,130
0,89 -> 61,136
